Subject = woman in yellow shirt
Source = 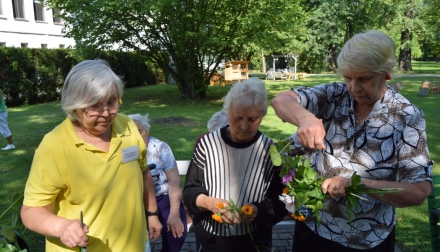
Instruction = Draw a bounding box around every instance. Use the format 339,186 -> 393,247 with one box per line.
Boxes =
21,59 -> 162,251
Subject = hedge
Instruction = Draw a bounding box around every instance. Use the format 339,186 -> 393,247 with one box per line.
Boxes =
0,47 -> 164,107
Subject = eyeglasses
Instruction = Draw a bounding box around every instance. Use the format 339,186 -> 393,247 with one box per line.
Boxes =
83,104 -> 121,117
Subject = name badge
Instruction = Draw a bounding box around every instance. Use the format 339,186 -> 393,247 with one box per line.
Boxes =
122,146 -> 139,164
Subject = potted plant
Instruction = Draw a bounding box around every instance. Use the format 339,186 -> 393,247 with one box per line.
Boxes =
0,193 -> 29,252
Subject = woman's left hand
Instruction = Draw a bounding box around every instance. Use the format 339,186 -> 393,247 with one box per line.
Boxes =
322,176 -> 351,198
147,216 -> 163,242
240,204 -> 258,223
167,213 -> 184,238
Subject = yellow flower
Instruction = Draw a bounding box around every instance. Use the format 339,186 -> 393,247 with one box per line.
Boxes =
241,205 -> 253,215
212,213 -> 223,223
217,203 -> 225,209
283,187 -> 289,194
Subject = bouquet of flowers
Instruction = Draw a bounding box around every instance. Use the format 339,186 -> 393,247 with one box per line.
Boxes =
211,198 -> 253,224
270,138 -> 402,223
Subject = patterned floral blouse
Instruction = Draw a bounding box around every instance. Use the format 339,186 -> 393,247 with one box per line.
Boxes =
290,82 -> 433,249
146,136 -> 178,196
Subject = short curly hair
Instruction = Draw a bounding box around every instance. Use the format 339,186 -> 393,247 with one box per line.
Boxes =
223,77 -> 268,116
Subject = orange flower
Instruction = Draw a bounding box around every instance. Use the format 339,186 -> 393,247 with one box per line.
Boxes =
291,213 -> 305,221
241,205 -> 253,215
283,187 -> 289,194
217,203 -> 225,209
212,213 -> 223,223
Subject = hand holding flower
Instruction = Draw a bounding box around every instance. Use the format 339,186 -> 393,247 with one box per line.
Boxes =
211,199 -> 255,224
322,176 -> 352,199
240,204 -> 257,223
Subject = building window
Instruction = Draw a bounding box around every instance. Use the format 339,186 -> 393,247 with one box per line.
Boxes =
59,44 -> 65,49
41,44 -> 47,48
52,8 -> 61,23
0,42 -> 6,47
12,0 -> 25,19
21,43 -> 28,48
34,0 -> 44,21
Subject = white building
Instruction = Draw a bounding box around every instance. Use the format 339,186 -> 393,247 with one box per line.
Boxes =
0,0 -> 75,48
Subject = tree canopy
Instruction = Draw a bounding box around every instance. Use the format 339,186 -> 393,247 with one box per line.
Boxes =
45,0 -> 302,99
44,0 -> 440,98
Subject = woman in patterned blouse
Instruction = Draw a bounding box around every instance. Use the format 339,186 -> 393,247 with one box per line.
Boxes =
129,113 -> 187,252
271,30 -> 432,251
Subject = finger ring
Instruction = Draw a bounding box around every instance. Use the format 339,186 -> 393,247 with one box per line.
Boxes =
333,186 -> 339,190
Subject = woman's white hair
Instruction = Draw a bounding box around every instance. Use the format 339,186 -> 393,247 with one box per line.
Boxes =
61,59 -> 124,122
128,113 -> 151,132
207,109 -> 228,132
223,77 -> 268,116
337,30 -> 396,77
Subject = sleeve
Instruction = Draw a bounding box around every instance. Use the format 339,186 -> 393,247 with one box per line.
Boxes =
23,135 -> 66,207
252,165 -> 288,231
160,141 -> 177,172
293,82 -> 346,120
397,107 -> 433,185
182,144 -> 209,223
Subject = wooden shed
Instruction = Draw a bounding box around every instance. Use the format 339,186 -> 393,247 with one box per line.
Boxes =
224,60 -> 249,81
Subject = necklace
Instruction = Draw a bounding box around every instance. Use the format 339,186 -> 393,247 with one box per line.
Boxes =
354,114 -> 368,124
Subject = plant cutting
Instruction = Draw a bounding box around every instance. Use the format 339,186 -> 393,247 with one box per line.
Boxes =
211,198 -> 272,252
0,193 -> 29,252
270,138 -> 403,223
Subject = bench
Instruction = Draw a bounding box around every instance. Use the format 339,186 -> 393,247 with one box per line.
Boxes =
176,160 -> 295,232
266,71 -> 287,81
285,72 -> 306,80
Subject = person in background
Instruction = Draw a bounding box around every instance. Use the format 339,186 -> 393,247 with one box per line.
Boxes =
183,77 -> 287,252
193,109 -> 229,151
20,59 -> 162,252
207,109 -> 228,133
271,30 -> 433,251
0,88 -> 15,150
129,113 -> 187,252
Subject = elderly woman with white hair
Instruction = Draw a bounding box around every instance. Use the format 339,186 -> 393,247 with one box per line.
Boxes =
129,113 -> 187,252
20,59 -> 162,251
183,78 -> 287,252
272,30 -> 433,251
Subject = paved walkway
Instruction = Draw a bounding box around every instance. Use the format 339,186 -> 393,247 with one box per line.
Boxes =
150,229 -> 294,252
150,228 -> 403,252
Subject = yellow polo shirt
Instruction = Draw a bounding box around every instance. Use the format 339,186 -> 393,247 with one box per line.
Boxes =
24,114 -> 148,252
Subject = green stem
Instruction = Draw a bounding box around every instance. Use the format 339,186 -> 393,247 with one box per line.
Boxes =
0,194 -> 23,220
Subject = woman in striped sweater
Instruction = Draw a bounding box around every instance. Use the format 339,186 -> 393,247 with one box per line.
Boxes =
183,78 -> 287,252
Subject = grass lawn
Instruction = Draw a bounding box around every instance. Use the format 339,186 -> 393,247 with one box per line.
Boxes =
1,69 -> 439,251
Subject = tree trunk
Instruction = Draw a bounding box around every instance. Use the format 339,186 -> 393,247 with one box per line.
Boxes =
398,2 -> 414,71
327,43 -> 338,71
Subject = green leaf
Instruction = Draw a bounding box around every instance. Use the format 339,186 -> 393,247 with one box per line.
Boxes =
269,144 -> 283,166
1,226 -> 15,242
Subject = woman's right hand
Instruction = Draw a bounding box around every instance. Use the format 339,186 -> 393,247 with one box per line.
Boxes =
195,195 -> 240,224
58,219 -> 89,248
296,115 -> 326,150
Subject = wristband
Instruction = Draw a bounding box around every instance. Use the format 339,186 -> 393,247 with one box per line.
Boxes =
147,209 -> 160,216
298,113 -> 313,124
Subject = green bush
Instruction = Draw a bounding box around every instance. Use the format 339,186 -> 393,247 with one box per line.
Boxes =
0,47 -> 163,107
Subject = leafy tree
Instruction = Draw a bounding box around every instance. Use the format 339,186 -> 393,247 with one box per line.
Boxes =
44,0 -> 301,99
419,0 -> 440,60
386,0 -> 426,71
300,0 -> 392,72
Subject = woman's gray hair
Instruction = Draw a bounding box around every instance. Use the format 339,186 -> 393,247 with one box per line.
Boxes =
223,77 -> 268,116
207,109 -> 228,132
337,30 -> 396,77
128,113 -> 151,132
61,59 -> 124,122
